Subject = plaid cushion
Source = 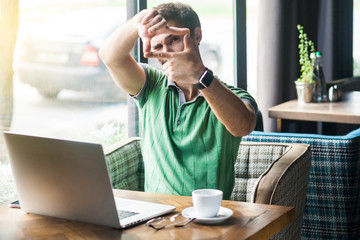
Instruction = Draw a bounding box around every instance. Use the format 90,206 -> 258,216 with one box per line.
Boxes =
233,142 -> 311,240
231,144 -> 289,202
104,138 -> 144,191
243,128 -> 360,240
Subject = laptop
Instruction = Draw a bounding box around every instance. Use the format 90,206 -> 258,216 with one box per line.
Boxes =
3,131 -> 175,229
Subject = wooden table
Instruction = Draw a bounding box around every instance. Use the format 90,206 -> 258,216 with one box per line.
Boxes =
269,91 -> 360,132
0,190 -> 295,240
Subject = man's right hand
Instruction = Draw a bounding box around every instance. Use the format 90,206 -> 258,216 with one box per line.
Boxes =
136,9 -> 189,56
99,8 -> 189,96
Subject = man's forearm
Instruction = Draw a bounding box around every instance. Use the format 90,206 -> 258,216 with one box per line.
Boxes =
99,14 -> 147,95
201,78 -> 256,137
99,16 -> 139,67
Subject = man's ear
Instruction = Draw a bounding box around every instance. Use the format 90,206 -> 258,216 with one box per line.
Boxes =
193,27 -> 202,44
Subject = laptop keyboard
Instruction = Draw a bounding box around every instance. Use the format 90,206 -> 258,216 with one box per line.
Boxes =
117,210 -> 139,220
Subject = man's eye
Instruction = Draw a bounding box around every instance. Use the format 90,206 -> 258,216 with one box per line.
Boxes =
152,45 -> 162,51
170,37 -> 179,44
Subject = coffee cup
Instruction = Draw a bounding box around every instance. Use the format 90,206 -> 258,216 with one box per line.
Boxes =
192,189 -> 223,218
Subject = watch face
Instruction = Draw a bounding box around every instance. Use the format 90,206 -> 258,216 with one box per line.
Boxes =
201,70 -> 214,87
196,69 -> 214,89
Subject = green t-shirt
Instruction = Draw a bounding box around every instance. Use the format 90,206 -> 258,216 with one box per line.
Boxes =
133,64 -> 257,200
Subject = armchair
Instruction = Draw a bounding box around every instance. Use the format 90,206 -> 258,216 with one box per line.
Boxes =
104,138 -> 310,240
105,137 -> 144,191
242,127 -> 360,240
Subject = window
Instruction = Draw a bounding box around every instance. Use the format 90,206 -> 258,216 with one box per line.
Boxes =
1,0 -> 129,204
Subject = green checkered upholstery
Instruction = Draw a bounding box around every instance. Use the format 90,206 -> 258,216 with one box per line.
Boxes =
243,128 -> 360,240
104,137 -> 144,191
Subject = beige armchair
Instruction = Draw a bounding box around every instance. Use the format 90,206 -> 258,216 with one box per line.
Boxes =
105,138 -> 310,240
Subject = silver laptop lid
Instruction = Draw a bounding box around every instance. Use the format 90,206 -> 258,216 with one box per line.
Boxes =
3,132 -> 121,228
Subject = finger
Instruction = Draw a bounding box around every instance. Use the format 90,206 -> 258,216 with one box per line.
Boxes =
142,38 -> 151,55
183,33 -> 191,50
147,14 -> 164,28
166,26 -> 190,36
148,18 -> 167,34
144,51 -> 172,59
141,9 -> 158,25
150,26 -> 189,36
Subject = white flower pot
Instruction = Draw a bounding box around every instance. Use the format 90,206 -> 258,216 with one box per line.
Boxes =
295,81 -> 315,103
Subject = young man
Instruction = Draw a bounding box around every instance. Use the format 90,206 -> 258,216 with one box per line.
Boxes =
99,3 -> 257,200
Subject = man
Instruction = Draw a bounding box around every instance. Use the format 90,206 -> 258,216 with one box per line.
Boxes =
99,3 -> 257,200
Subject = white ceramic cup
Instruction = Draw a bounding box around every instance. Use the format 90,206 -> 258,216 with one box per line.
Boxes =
192,189 -> 223,218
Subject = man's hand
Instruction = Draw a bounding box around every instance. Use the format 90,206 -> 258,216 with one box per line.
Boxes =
137,9 -> 189,55
145,33 -> 206,85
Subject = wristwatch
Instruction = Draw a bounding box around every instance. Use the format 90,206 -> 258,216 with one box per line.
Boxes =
195,68 -> 214,89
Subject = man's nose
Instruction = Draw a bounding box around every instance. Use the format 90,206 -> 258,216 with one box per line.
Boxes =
157,49 -> 168,65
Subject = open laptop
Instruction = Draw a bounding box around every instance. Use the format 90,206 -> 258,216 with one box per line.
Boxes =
3,132 -> 175,229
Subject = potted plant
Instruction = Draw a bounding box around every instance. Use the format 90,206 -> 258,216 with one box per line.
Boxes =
295,24 -> 316,103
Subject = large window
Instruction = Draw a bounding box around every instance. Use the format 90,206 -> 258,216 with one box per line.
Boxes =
12,0 -> 128,143
1,0 -> 128,204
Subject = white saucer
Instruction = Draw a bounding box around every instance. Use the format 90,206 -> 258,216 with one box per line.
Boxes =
182,207 -> 233,224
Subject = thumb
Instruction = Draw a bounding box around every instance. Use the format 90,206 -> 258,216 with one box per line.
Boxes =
142,38 -> 151,55
183,33 -> 191,51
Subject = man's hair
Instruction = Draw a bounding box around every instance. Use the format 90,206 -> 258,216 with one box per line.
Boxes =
154,2 -> 201,35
